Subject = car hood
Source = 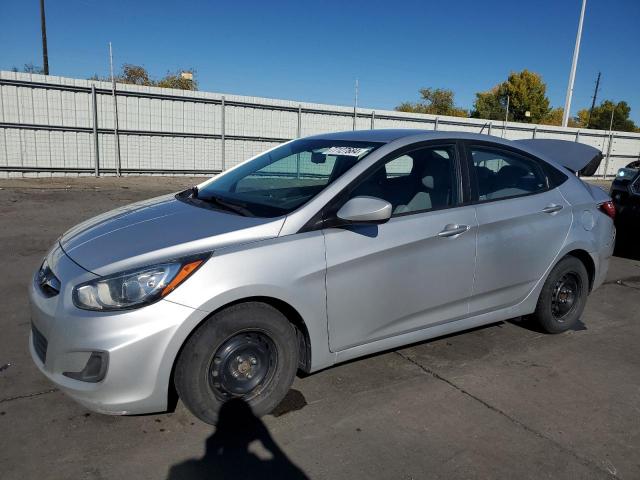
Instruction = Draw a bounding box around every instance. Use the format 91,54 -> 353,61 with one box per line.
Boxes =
60,193 -> 285,276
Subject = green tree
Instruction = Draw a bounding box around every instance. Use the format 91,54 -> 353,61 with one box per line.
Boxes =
575,100 -> 636,132
472,69 -> 550,123
89,64 -> 197,90
396,87 -> 468,117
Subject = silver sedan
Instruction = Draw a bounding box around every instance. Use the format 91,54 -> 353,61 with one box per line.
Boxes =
29,130 -> 616,424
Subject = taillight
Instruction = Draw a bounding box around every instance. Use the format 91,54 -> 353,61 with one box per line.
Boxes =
598,200 -> 616,220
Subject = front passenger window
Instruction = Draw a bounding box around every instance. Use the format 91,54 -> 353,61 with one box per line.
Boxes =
471,147 -> 547,201
348,146 -> 457,215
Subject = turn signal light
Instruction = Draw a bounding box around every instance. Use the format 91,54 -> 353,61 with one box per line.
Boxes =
161,260 -> 203,297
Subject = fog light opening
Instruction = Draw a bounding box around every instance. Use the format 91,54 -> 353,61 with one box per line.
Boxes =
63,351 -> 108,383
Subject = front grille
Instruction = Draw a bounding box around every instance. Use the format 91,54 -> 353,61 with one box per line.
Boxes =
36,260 -> 60,297
631,174 -> 640,196
32,325 -> 48,364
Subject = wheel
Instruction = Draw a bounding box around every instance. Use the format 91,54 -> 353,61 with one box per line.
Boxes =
175,302 -> 298,425
532,256 -> 589,333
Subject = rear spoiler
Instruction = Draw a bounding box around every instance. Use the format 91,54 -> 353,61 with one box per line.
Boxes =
513,139 -> 603,176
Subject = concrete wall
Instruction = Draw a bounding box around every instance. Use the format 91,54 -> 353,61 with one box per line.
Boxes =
1,70 -> 639,177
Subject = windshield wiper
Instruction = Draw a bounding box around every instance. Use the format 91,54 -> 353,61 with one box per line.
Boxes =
199,195 -> 254,217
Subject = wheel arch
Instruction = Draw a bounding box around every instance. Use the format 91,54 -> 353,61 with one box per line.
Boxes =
564,248 -> 596,292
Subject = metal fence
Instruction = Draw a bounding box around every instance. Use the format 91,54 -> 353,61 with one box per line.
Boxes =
1,70 -> 639,177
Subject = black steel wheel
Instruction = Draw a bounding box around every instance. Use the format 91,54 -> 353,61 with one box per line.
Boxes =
551,273 -> 583,321
175,302 -> 298,425
532,256 -> 589,333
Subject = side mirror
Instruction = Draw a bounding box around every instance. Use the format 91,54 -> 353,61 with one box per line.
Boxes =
336,196 -> 392,224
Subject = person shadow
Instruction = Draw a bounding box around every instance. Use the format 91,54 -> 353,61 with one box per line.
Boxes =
167,398 -> 308,480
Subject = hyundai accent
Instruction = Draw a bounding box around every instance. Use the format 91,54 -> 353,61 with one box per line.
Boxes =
29,130 -> 615,424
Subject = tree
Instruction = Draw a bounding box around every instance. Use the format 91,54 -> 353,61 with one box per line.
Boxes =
575,100 -> 636,132
396,87 -> 468,117
540,107 -> 564,126
89,64 -> 197,90
472,69 -> 550,123
157,70 -> 197,90
11,63 -> 45,74
118,64 -> 153,86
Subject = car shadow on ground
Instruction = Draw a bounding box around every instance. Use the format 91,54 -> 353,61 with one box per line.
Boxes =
167,397 -> 308,480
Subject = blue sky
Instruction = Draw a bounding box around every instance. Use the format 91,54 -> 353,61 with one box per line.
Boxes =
1,0 -> 638,121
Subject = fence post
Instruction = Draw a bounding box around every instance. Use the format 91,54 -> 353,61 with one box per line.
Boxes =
575,130 -> 580,142
532,126 -> 537,139
603,133 -> 615,178
296,104 -> 302,179
371,111 -> 375,129
220,96 -> 226,172
488,122 -> 492,136
434,117 -> 439,130
91,85 -> 100,177
109,45 -> 122,176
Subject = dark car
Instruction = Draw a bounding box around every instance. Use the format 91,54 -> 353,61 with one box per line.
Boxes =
610,161 -> 640,238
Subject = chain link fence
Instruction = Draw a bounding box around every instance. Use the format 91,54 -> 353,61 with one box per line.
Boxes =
1,70 -> 639,177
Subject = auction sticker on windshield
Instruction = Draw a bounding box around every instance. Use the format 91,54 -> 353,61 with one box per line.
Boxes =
323,146 -> 373,157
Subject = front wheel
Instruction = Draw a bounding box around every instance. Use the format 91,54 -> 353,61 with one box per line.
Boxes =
175,302 -> 298,425
531,256 -> 589,333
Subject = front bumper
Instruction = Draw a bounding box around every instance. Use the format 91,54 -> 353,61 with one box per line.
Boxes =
28,247 -> 205,415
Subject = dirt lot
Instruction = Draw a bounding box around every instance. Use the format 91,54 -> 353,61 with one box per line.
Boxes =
0,177 -> 639,479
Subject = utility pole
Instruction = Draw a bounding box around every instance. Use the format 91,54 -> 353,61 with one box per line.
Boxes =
353,78 -> 359,130
39,0 -> 49,74
562,0 -> 587,127
586,71 -> 601,128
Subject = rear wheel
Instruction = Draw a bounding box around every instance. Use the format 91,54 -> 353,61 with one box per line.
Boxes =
532,256 -> 589,333
175,302 -> 298,425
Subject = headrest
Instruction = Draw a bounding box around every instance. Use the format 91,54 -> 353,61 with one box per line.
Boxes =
496,165 -> 527,185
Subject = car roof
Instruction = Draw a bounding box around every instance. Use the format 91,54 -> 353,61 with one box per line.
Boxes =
306,129 -> 597,173
307,128 -> 513,145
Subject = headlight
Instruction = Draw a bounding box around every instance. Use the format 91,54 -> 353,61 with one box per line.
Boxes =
72,254 -> 209,311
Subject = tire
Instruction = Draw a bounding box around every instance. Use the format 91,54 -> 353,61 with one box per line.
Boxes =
532,256 -> 589,333
175,302 -> 298,425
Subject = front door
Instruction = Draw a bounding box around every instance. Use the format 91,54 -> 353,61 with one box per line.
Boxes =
323,143 -> 478,352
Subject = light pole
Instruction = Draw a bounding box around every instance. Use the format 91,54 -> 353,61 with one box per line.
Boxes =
562,0 -> 587,127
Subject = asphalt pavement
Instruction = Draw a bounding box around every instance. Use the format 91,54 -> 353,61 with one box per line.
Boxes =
1,177 -> 638,479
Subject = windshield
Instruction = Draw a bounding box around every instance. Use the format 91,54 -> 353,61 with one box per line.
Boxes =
192,139 -> 382,217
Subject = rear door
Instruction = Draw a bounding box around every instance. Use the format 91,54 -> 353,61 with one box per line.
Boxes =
323,142 -> 478,352
465,143 -> 572,315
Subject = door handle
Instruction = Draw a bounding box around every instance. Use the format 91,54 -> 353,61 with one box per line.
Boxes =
438,224 -> 470,238
542,204 -> 563,214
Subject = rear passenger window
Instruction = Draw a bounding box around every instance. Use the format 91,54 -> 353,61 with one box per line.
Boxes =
471,147 -> 548,201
